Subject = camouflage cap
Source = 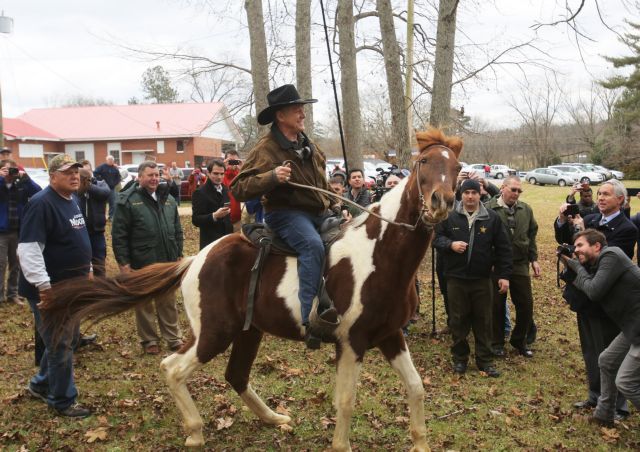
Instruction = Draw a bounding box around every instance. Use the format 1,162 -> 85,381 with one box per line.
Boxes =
48,154 -> 83,174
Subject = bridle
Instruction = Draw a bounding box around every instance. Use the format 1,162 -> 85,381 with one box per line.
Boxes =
283,145 -> 456,231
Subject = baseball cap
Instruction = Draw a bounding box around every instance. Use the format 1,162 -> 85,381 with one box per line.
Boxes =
0,146 -> 11,154
48,154 -> 83,174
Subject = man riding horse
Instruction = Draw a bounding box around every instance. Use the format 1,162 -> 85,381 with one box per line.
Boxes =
231,84 -> 339,349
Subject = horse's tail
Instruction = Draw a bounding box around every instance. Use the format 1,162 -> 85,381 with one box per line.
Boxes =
42,257 -> 195,345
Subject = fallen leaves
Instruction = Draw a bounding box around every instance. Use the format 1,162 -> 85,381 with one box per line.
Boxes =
214,417 -> 234,431
85,426 -> 108,443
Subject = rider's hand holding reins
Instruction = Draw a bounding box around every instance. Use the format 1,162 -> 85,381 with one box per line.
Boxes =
275,163 -> 292,183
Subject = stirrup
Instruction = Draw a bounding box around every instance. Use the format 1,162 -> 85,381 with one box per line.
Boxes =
308,297 -> 341,337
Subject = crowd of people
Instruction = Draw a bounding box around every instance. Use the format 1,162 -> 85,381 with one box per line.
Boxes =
3,84 -> 638,431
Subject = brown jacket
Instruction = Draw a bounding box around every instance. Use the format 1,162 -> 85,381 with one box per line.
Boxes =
230,130 -> 330,215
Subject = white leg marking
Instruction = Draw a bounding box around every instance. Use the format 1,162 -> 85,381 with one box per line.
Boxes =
389,349 -> 429,452
441,174 -> 446,183
161,346 -> 205,447
331,345 -> 361,452
240,384 -> 291,425
440,149 -> 450,159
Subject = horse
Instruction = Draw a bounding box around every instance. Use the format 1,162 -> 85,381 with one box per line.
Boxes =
43,127 -> 462,451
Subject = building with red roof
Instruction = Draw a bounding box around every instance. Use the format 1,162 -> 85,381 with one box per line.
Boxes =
2,102 -> 242,169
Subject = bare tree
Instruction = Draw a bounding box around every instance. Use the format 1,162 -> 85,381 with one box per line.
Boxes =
245,0 -> 271,135
337,0 -> 364,170
376,0 -> 411,168
296,0 -> 315,137
429,0 -> 459,130
508,77 -> 563,167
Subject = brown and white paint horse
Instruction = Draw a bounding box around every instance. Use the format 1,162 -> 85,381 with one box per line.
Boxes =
45,128 -> 462,451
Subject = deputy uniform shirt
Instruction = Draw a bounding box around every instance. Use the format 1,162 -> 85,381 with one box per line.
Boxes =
18,187 -> 92,299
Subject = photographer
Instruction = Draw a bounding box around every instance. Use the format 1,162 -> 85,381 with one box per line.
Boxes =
554,179 -> 636,419
566,183 -> 598,218
0,159 -> 41,306
77,168 -> 110,277
559,229 -> 640,427
223,150 -> 243,229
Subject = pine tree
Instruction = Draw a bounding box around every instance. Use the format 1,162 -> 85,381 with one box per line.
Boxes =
141,66 -> 179,104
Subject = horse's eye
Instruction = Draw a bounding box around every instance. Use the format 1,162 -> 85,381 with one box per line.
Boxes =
420,158 -> 427,164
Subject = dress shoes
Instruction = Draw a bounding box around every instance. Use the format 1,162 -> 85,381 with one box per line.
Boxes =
478,364 -> 501,378
588,415 -> 614,428
453,362 -> 467,374
515,347 -> 534,358
144,344 -> 160,355
573,400 -> 597,409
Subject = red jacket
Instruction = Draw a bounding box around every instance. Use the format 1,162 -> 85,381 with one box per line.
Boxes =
223,167 -> 241,223
188,171 -> 207,195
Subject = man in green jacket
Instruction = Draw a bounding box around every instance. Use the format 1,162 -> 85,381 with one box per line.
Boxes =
112,161 -> 184,355
485,175 -> 541,358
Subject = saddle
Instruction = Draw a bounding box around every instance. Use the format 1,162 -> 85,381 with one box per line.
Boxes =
240,215 -> 345,339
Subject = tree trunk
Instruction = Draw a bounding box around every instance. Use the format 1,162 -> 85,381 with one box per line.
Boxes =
245,0 -> 270,134
405,0 -> 414,151
429,0 -> 458,131
377,0 -> 411,169
0,83 -> 4,149
296,0 -> 314,137
337,0 -> 363,172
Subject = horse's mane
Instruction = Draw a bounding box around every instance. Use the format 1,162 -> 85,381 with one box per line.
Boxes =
415,127 -> 463,154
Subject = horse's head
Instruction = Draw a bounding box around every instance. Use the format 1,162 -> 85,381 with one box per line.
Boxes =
409,128 -> 462,225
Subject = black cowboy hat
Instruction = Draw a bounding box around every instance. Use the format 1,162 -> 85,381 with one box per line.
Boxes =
257,84 -> 317,125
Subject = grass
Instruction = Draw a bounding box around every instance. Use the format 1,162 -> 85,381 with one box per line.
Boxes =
1,181 -> 639,451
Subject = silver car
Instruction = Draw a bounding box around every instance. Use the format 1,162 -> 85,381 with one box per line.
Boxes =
525,168 -> 578,186
548,165 -> 604,185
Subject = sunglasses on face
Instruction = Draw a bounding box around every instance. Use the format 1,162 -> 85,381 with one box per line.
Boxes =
507,187 -> 523,194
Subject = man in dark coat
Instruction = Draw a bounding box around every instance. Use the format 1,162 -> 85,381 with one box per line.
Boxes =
77,169 -> 110,276
93,155 -> 121,220
191,159 -> 233,250
561,229 -> 640,427
434,179 -> 513,378
554,179 -> 637,419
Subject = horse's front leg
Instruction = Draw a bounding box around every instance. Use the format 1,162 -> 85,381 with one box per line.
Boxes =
331,343 -> 363,452
378,331 -> 429,452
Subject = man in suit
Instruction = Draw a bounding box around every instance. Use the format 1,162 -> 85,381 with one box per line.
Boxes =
191,159 -> 233,250
554,179 -> 637,420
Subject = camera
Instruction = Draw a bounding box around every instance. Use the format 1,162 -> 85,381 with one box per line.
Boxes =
8,167 -> 19,176
228,159 -> 241,166
557,243 -> 575,257
565,203 -> 580,217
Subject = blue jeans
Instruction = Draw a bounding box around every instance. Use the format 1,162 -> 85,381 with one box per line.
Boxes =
28,298 -> 78,411
265,210 -> 324,324
89,233 -> 107,277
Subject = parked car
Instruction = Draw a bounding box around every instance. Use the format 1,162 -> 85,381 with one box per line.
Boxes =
608,168 -> 624,180
25,167 -> 49,189
461,163 -> 488,176
548,165 -> 604,185
524,168 -> 578,186
119,163 -> 166,187
566,163 -> 611,180
489,164 -> 516,179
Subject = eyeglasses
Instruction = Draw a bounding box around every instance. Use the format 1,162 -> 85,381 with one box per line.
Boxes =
508,188 -> 523,194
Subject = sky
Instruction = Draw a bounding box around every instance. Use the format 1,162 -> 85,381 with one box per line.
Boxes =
0,0 -> 635,129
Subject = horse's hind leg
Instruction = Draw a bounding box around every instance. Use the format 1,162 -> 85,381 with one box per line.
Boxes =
161,345 -> 205,447
331,343 -> 363,452
225,327 -> 291,425
379,331 -> 429,452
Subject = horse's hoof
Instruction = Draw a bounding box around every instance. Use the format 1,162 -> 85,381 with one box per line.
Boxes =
185,434 -> 205,448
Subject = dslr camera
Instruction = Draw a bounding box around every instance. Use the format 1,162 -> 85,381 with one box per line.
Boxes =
228,159 -> 241,166
557,243 -> 575,257
8,167 -> 19,177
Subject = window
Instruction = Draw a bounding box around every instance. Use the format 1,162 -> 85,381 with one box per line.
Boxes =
75,151 -> 86,162
109,150 -> 121,165
177,140 -> 185,153
157,140 -> 165,154
18,143 -> 44,158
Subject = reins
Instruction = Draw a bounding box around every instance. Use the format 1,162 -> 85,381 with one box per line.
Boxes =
282,155 -> 442,232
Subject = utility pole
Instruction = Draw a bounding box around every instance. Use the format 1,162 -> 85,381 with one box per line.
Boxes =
0,12 -> 14,149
